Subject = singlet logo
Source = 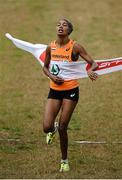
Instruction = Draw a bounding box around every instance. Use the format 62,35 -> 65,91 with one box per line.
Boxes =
51,64 -> 60,75
52,54 -> 69,59
66,47 -> 70,51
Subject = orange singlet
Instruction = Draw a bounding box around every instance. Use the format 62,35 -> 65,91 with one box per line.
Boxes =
50,39 -> 79,90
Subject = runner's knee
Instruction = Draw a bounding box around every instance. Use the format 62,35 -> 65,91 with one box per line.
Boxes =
43,124 -> 54,133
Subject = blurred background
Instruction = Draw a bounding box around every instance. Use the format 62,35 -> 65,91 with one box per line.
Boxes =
0,0 -> 122,178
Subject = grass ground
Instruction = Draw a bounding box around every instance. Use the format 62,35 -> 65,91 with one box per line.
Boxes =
0,0 -> 122,179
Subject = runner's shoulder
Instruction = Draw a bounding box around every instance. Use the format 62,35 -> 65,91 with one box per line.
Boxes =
74,42 -> 84,49
73,42 -> 85,53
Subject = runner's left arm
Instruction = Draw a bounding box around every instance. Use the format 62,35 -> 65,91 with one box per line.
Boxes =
74,43 -> 98,81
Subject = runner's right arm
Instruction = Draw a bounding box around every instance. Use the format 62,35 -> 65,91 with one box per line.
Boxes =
43,45 -> 64,85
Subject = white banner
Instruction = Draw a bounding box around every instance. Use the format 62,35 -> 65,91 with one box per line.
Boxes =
5,33 -> 122,80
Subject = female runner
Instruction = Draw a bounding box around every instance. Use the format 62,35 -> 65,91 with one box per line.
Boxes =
43,19 -> 98,172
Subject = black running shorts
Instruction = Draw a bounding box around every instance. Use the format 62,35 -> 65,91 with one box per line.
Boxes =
48,87 -> 79,102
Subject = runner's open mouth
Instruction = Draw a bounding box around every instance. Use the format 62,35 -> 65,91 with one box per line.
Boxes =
58,29 -> 63,33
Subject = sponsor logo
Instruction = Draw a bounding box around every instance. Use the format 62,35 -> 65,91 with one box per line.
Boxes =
86,60 -> 122,71
52,54 -> 69,59
66,47 -> 70,51
51,64 -> 60,75
98,60 -> 121,69
70,93 -> 75,97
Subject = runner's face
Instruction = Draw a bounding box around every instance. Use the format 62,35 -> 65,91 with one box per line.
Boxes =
56,20 -> 69,36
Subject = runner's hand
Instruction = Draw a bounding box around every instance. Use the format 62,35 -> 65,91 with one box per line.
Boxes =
87,70 -> 98,81
50,74 -> 64,85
